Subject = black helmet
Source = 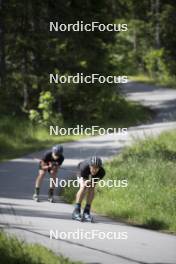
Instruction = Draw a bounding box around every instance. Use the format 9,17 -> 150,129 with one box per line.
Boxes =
89,156 -> 102,167
52,144 -> 63,155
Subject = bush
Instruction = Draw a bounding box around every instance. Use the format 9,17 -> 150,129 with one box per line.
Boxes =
144,48 -> 170,81
29,91 -> 63,126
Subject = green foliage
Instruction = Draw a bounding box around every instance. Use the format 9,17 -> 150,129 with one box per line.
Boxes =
0,116 -> 79,161
29,91 -> 63,126
0,0 -> 121,121
0,232 -> 82,264
1,1 -> 176,120
110,18 -> 151,75
144,49 -> 169,80
0,98 -> 151,161
109,2 -> 176,84
29,110 -> 41,123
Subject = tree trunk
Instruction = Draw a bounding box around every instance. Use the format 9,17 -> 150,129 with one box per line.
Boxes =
0,0 -> 6,89
22,0 -> 29,111
155,0 -> 160,49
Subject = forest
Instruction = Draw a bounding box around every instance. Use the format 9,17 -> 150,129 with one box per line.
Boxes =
0,0 -> 176,125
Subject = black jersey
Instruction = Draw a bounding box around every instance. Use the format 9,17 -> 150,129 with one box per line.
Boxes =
41,151 -> 64,167
78,160 -> 105,180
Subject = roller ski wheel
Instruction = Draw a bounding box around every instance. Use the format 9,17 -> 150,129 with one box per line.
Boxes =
82,213 -> 94,223
48,196 -> 55,203
72,211 -> 82,222
33,194 -> 39,202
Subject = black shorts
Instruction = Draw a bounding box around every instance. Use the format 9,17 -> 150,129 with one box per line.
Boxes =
77,173 -> 103,183
39,163 -> 58,173
39,164 -> 49,172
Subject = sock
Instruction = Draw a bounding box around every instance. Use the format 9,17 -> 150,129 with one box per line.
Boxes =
84,204 -> 91,214
35,187 -> 40,195
48,188 -> 54,197
75,203 -> 81,213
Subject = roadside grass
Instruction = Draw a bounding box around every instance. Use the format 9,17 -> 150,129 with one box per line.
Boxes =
0,116 -> 83,162
0,231 -> 82,264
62,129 -> 176,233
130,74 -> 176,88
101,97 -> 153,128
0,103 -> 152,162
130,74 -> 156,85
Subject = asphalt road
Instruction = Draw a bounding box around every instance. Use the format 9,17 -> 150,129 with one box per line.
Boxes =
0,82 -> 176,264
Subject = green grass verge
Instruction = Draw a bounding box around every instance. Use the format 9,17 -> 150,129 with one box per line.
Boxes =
0,104 -> 152,162
130,74 -> 176,88
0,116 -> 84,162
100,98 -> 152,128
0,231 -> 82,264
62,129 -> 176,233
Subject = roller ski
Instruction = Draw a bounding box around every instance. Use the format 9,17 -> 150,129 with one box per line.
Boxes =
48,195 -> 55,203
82,212 -> 94,223
72,210 -> 82,221
48,188 -> 55,203
33,193 -> 40,202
